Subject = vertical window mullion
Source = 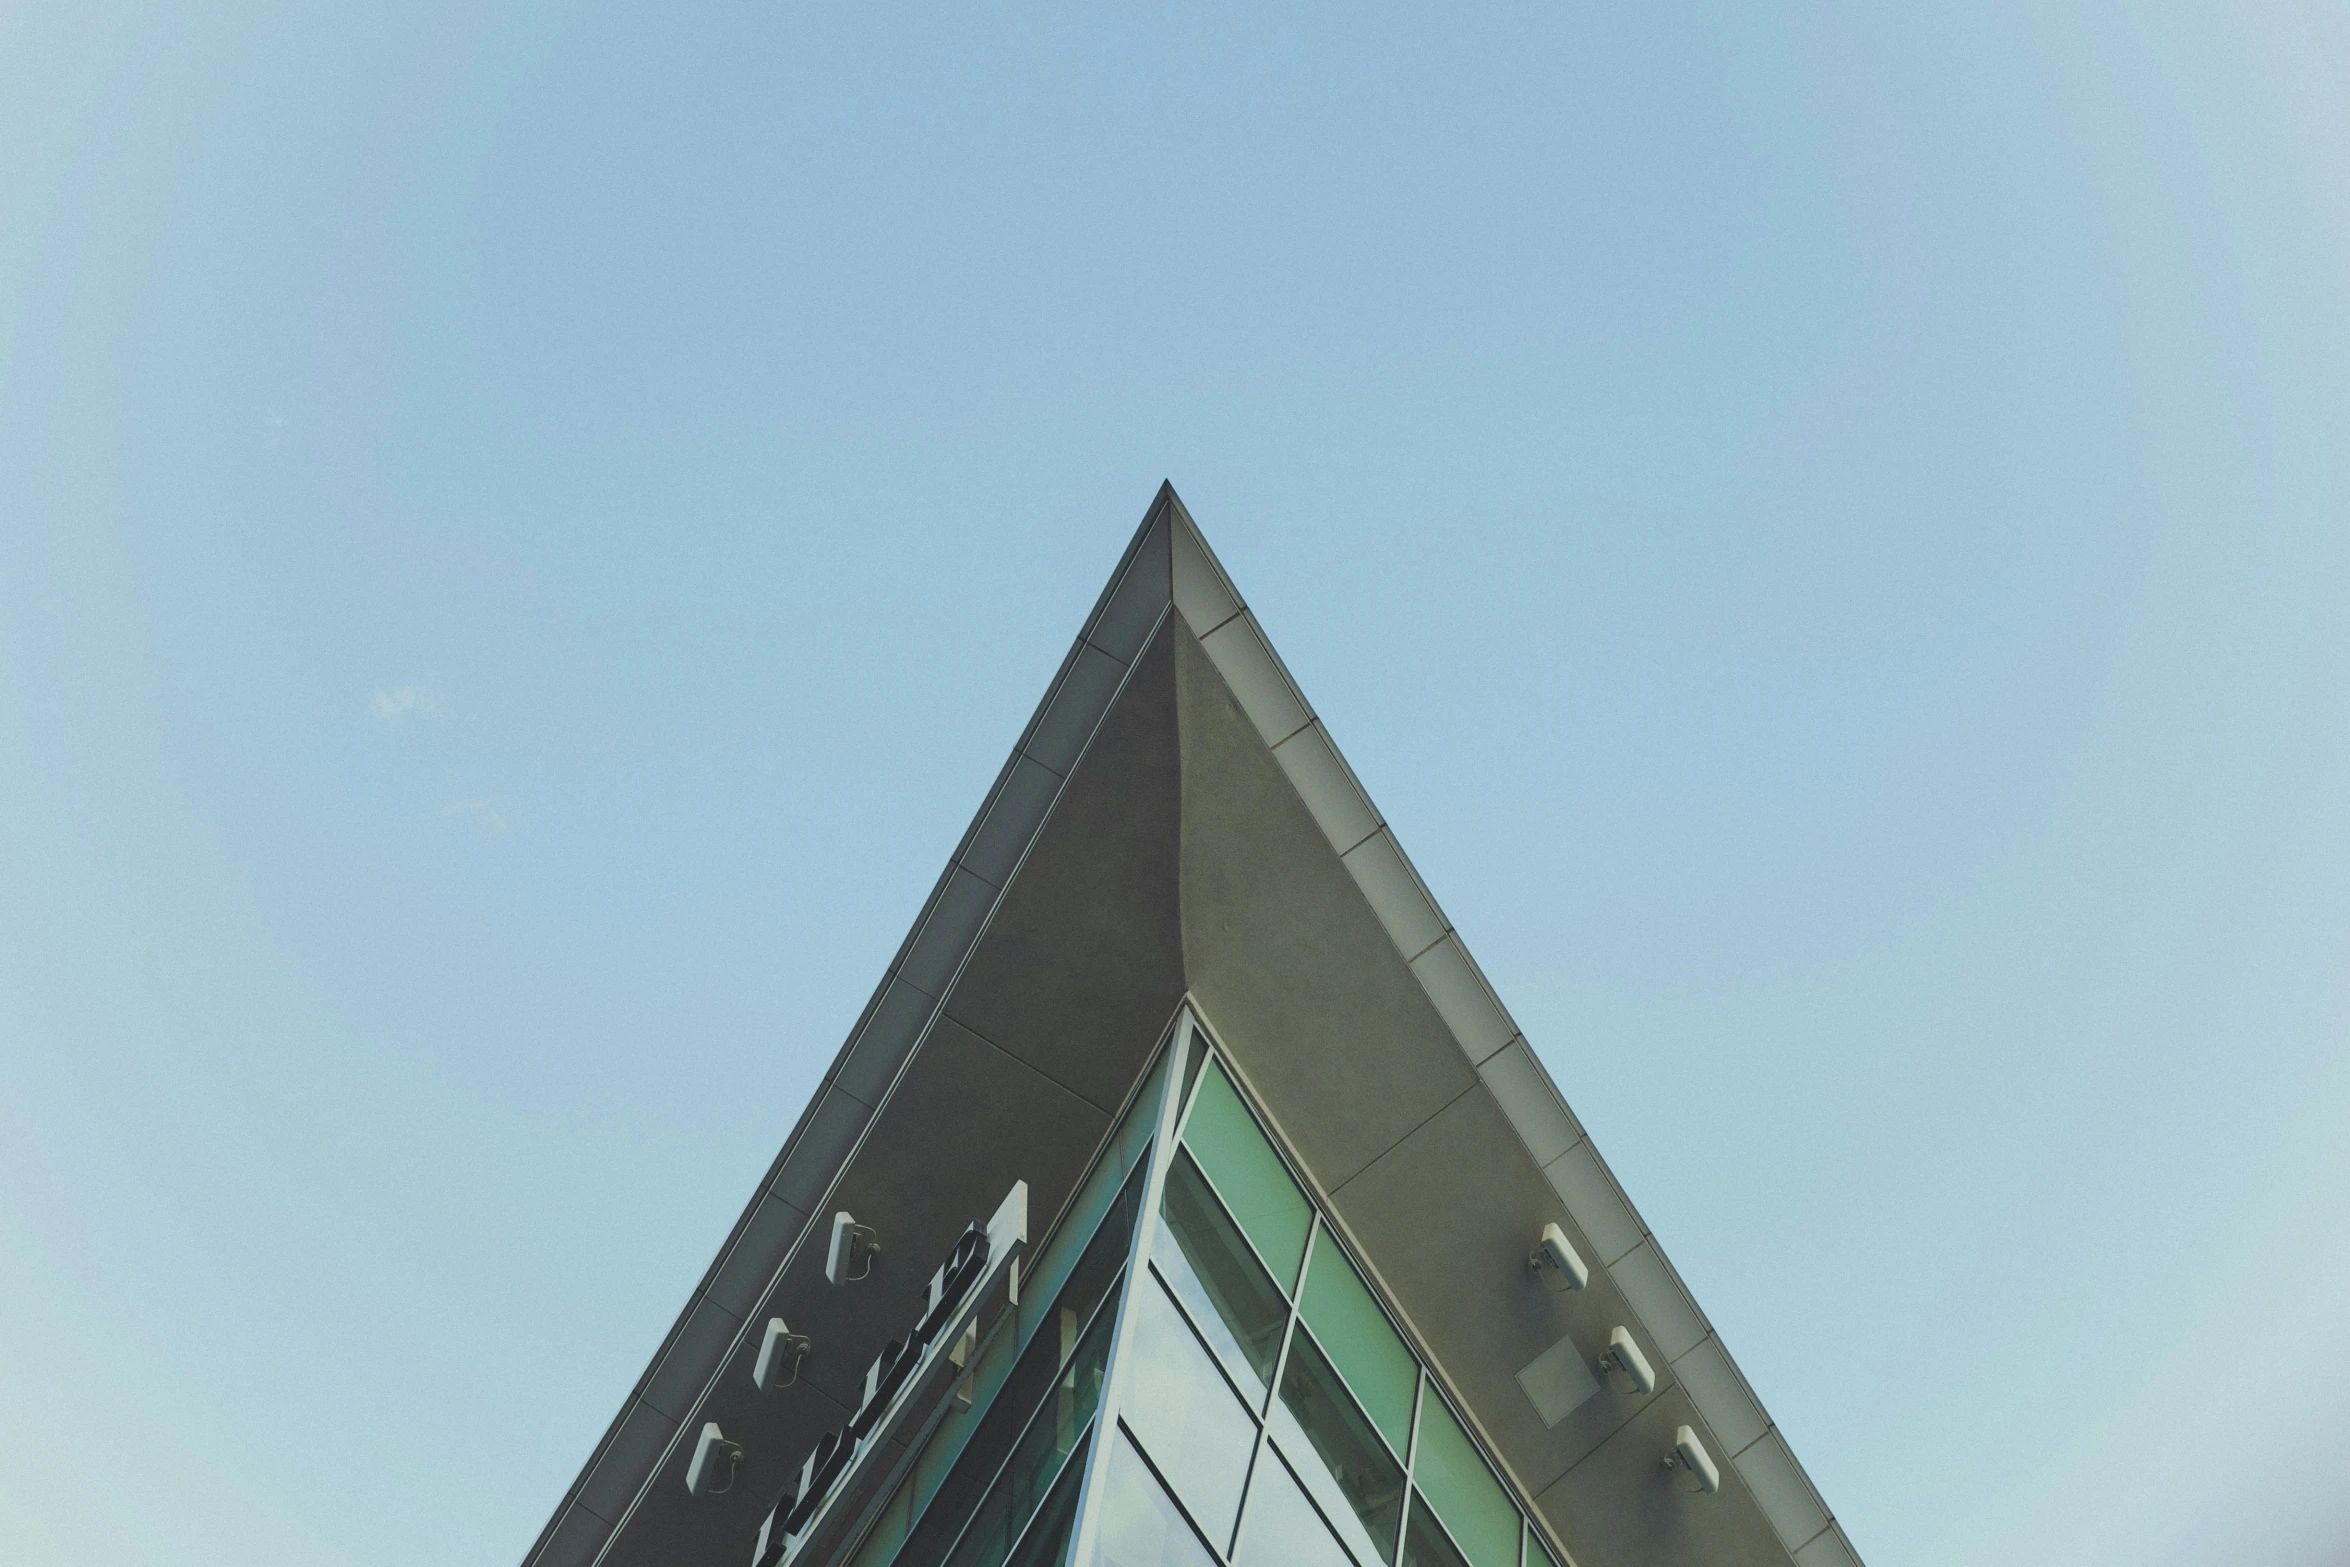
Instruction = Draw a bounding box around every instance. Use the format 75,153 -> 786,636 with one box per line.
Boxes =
1228,1211 -> 1316,1562
1393,1370 -> 1426,1565
1059,1015 -> 1197,1567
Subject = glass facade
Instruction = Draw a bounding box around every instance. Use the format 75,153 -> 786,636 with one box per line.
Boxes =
829,1017 -> 1557,1567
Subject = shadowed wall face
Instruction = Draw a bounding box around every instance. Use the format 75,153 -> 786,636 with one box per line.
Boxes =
537,503 -> 1846,1567
594,623 -> 1186,1567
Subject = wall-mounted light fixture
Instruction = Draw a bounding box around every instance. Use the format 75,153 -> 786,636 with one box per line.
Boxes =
1528,1222 -> 1590,1292
686,1423 -> 744,1497
826,1212 -> 879,1285
1664,1425 -> 1720,1494
755,1318 -> 813,1391
1597,1326 -> 1655,1397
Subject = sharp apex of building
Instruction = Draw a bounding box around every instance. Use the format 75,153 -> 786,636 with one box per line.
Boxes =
522,482 -> 1856,1567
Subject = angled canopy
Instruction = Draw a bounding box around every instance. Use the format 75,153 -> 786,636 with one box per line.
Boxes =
521,487 -> 1859,1567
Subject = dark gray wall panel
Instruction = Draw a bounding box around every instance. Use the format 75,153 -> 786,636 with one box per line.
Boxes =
535,1505 -> 612,1567
706,1193 -> 809,1321
576,1403 -> 677,1523
1173,623 -> 1476,1189
945,623 -> 1185,1118
600,1004 -> 1114,1567
593,618 -> 1180,1567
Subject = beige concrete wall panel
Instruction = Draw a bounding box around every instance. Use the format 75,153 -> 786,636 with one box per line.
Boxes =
1611,1241 -> 1711,1363
1541,1140 -> 1646,1266
1734,1430 -> 1833,1555
1538,1388 -> 1795,1567
1327,1087 -> 1667,1499
1170,503 -> 1242,635
1342,829 -> 1450,960
1671,1336 -> 1770,1459
1271,721 -> 1382,855
1408,933 -> 1517,1061
1478,1039 -> 1582,1166
1796,1524 -> 1863,1567
1198,612 -> 1313,747
1173,625 -> 1477,1189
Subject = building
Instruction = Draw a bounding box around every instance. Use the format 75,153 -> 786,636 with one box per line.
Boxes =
521,488 -> 1858,1567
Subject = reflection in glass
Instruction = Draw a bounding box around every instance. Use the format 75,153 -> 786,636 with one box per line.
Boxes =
1179,1062 -> 1312,1288
1098,1429 -> 1219,1567
1233,1442 -> 1356,1567
1002,1433 -> 1087,1567
903,1162 -> 1142,1567
1400,1493 -> 1472,1567
1180,1030 -> 1211,1114
1409,1393 -> 1520,1567
1297,1230 -> 1418,1457
944,1301 -> 1115,1567
1157,1149 -> 1288,1401
1271,1330 -> 1404,1564
1120,1275 -> 1258,1548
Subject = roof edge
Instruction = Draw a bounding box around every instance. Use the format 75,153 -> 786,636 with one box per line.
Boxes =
1164,505 -> 1854,1564
521,493 -> 1178,1567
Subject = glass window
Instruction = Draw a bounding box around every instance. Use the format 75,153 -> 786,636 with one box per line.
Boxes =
943,1300 -> 1115,1567
845,1475 -> 911,1567
1157,1149 -> 1288,1402
1297,1231 -> 1417,1457
1119,1274 -> 1258,1548
1021,1132 -> 1148,1350
1526,1529 -> 1558,1567
1233,1443 -> 1358,1567
905,1163 -> 1144,1567
1097,1429 -> 1220,1567
1179,1028 -> 1211,1112
1270,1330 -> 1405,1565
1399,1494 -> 1472,1567
1001,1437 -> 1088,1567
1407,1395 -> 1519,1567
1180,1061 -> 1312,1289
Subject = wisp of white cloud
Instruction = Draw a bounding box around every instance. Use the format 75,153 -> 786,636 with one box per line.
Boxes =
372,683 -> 442,722
439,799 -> 509,837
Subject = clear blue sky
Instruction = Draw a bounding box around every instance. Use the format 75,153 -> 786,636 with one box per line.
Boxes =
4,4 -> 2347,1564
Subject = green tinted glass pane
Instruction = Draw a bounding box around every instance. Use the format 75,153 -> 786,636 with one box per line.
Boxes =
1180,1060 -> 1311,1287
1179,1029 -> 1211,1112
1160,1149 -> 1289,1400
1274,1332 -> 1405,1564
1400,1494 -> 1471,1567
1527,1530 -> 1558,1567
1409,1395 -> 1520,1567
1299,1232 -> 1417,1457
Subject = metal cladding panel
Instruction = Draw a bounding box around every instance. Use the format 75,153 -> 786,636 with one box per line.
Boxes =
943,627 -> 1187,1115
1163,499 -> 1851,1566
1171,627 -> 1480,1191
1538,1388 -> 1803,1567
521,487 -> 1853,1567
526,496 -> 1183,1567
587,630 -> 1182,1567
